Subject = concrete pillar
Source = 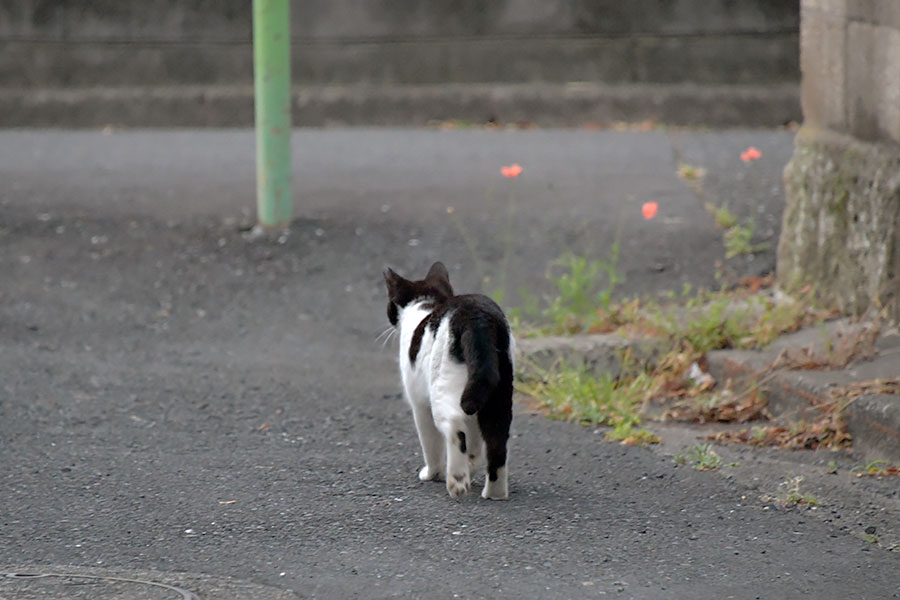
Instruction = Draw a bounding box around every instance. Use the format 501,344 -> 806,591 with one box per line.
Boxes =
778,0 -> 900,319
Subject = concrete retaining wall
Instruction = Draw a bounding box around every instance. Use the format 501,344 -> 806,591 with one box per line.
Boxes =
0,0 -> 800,126
778,0 -> 900,320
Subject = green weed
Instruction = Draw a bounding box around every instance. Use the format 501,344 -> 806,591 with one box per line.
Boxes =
668,299 -> 748,353
705,203 -> 738,229
650,291 -> 822,355
606,423 -> 661,446
851,459 -> 888,476
724,221 -> 768,258
751,425 -> 771,443
516,363 -> 659,445
748,298 -> 810,347
678,163 -> 707,182
778,476 -> 821,507
673,443 -> 723,471
542,248 -> 623,333
704,203 -> 768,258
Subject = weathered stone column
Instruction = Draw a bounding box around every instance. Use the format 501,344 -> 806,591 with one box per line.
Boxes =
778,0 -> 900,319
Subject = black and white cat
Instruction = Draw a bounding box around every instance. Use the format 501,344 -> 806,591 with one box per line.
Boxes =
384,262 -> 514,500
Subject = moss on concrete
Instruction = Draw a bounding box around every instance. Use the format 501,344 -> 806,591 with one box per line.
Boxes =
778,127 -> 900,319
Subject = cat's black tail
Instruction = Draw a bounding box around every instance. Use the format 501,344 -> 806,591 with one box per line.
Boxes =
459,325 -> 503,416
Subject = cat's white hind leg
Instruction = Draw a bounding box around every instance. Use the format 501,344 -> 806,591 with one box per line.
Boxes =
433,410 -> 472,498
409,399 -> 444,481
431,356 -> 472,498
443,424 -> 471,498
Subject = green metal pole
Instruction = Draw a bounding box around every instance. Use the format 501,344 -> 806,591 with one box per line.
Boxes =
253,0 -> 292,228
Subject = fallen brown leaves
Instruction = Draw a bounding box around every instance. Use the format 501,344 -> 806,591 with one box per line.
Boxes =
709,414 -> 852,451
707,377 -> 900,451
737,274 -> 774,294
664,387 -> 769,424
647,350 -> 769,424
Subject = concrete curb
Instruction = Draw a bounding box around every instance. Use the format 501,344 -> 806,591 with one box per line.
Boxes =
0,83 -> 800,128
707,322 -> 900,464
518,320 -> 900,463
516,332 -> 668,379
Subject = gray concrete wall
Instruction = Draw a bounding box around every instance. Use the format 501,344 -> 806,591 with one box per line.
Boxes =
798,0 -> 900,145
778,0 -> 900,320
0,0 -> 800,126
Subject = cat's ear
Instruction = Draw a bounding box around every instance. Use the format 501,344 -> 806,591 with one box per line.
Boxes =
425,261 -> 453,298
383,267 -> 400,294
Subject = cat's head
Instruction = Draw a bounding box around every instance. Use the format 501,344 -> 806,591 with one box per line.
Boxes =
383,261 -> 454,326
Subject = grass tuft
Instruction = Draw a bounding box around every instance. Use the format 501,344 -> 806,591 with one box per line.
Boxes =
704,203 -> 768,257
673,443 -> 723,471
516,363 -> 659,446
767,476 -> 821,508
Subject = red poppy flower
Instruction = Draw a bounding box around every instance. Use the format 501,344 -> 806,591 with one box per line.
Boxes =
501,164 -> 523,178
740,147 -> 762,162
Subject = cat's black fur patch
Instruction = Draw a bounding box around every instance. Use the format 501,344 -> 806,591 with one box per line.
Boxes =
387,301 -> 399,327
408,317 -> 428,364
457,431 -> 467,454
448,295 -> 509,416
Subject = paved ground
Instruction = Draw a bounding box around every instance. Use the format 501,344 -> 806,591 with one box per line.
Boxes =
1,129 -> 897,599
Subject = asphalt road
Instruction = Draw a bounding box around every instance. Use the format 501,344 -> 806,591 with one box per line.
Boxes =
1,129 -> 897,599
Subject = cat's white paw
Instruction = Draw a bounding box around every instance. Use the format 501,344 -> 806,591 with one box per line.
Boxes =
481,481 -> 508,500
418,465 -> 442,481
481,467 -> 508,500
481,486 -> 508,500
446,472 -> 471,498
